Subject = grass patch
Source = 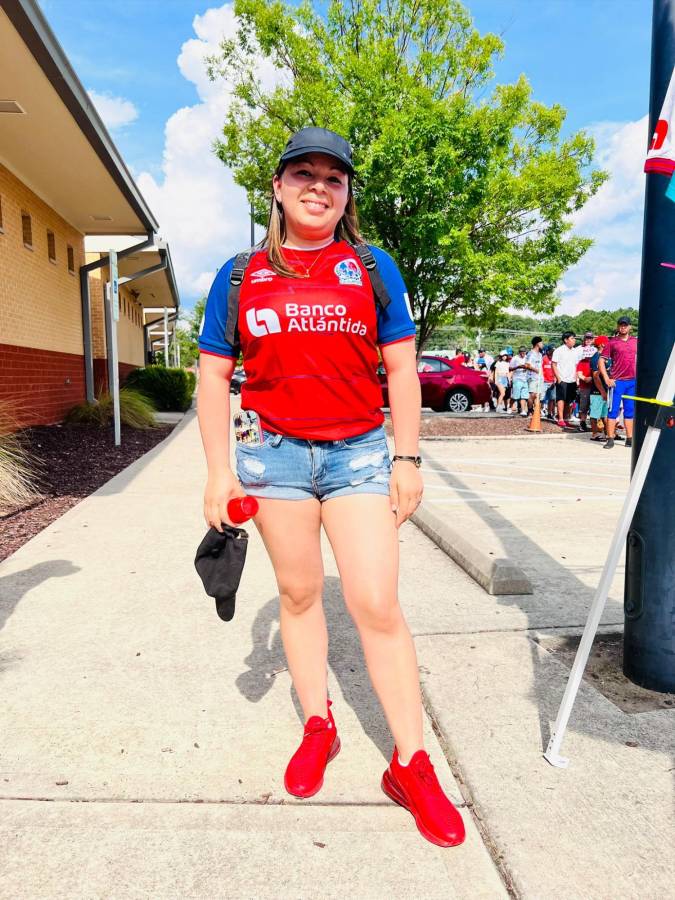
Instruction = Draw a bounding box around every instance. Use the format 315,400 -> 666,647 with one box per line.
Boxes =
65,388 -> 157,430
0,401 -> 41,515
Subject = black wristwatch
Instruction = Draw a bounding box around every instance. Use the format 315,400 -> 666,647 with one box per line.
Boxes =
392,454 -> 422,468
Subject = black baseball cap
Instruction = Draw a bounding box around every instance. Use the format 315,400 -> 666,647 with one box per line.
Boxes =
194,524 -> 249,622
617,315 -> 632,325
279,127 -> 355,175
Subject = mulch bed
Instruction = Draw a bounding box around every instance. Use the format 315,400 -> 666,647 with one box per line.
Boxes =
1,422 -> 174,563
541,632 -> 675,715
384,411 -> 567,439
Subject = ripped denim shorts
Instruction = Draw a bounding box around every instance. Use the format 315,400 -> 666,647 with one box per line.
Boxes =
234,424 -> 392,502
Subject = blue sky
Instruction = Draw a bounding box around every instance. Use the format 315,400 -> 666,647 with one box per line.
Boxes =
42,0 -> 653,315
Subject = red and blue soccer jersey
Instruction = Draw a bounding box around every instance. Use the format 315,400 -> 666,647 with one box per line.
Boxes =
198,239 -> 416,440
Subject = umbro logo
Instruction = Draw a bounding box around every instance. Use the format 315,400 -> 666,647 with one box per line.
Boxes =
250,267 -> 276,284
246,307 -> 282,337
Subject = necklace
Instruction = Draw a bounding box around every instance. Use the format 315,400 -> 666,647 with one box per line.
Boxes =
283,240 -> 334,278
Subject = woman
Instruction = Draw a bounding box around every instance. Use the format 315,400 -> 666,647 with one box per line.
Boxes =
197,127 -> 465,848
492,352 -> 511,412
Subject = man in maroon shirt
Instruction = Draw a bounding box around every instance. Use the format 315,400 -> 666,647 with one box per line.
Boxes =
598,316 -> 638,449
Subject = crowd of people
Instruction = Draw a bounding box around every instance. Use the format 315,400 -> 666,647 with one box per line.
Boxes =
456,315 -> 638,449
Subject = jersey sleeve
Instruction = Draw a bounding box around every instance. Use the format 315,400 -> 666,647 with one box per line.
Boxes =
368,245 -> 417,347
197,257 -> 237,359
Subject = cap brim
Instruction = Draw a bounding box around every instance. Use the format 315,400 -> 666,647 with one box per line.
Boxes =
280,146 -> 354,174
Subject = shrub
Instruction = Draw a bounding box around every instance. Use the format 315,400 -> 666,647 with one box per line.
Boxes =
0,400 -> 40,515
125,366 -> 194,412
65,388 -> 157,429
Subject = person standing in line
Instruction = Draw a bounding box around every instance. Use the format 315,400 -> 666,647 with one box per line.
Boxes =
492,351 -> 511,411
599,315 -> 638,449
509,346 -> 531,416
540,344 -> 557,419
552,331 -> 583,427
575,355 -> 592,431
197,127 -> 464,848
474,347 -> 494,371
588,335 -> 610,441
525,336 -> 544,414
575,331 -> 596,432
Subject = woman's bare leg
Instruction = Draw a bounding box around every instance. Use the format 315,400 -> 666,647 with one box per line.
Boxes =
321,494 -> 423,762
253,497 -> 328,720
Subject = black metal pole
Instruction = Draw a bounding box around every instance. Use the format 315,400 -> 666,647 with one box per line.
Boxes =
250,199 -> 255,247
623,0 -> 675,692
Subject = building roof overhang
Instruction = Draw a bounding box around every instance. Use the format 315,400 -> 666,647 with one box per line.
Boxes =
0,0 -> 158,235
86,241 -> 180,314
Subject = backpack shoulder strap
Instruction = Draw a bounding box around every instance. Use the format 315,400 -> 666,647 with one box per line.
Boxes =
224,249 -> 256,349
352,243 -> 391,311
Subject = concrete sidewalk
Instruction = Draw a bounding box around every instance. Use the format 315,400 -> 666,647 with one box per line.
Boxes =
408,435 -> 675,898
0,412 -> 505,899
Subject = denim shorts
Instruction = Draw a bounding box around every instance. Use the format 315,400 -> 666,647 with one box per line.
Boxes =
541,382 -> 556,403
235,424 -> 392,501
511,380 -> 529,401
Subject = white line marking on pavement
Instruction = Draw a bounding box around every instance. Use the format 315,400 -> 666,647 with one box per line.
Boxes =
424,495 -> 626,505
421,468 -> 625,494
421,458 -> 630,478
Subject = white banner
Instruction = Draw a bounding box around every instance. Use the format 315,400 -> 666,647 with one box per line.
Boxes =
645,66 -> 675,175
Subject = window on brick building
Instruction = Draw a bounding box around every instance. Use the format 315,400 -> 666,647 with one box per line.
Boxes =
67,245 -> 75,273
21,211 -> 32,248
47,230 -> 56,263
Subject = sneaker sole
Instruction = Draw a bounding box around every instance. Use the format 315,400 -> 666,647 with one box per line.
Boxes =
381,770 -> 465,848
284,736 -> 341,799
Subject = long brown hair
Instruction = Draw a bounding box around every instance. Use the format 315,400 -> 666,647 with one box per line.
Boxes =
262,158 -> 365,278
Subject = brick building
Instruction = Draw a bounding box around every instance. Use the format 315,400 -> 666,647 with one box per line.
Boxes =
0,0 -> 179,427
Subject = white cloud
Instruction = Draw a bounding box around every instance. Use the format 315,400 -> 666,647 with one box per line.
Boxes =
135,4 -> 282,305
88,89 -> 139,130
558,115 -> 648,315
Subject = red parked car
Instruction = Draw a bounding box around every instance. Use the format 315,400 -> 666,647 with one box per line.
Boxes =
377,355 -> 492,413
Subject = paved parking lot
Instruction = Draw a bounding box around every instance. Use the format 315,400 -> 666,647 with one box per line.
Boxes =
416,434 -> 631,617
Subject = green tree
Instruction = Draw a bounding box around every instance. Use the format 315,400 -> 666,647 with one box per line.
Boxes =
208,0 -> 606,351
175,297 -> 206,366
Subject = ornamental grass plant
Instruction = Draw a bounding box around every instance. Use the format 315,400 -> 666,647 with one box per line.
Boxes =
0,400 -> 41,515
65,388 -> 157,429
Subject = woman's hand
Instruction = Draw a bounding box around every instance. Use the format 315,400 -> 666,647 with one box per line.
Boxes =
389,461 -> 424,529
204,470 -> 247,532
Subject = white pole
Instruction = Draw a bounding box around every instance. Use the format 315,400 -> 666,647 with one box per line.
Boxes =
163,307 -> 169,367
544,342 -> 675,768
109,250 -> 121,448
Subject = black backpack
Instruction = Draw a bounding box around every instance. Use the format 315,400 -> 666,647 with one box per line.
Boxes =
223,242 -> 392,352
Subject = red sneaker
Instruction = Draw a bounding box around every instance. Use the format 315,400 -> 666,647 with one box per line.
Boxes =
284,700 -> 341,798
382,748 -> 466,848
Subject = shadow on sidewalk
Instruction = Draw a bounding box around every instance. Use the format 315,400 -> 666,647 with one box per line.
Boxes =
0,560 -> 79,665
235,575 -> 392,761
420,443 -> 675,770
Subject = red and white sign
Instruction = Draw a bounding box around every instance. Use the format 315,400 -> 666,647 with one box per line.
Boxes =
645,66 -> 675,175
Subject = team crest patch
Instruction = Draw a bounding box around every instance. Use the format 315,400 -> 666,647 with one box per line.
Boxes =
334,258 -> 363,286
251,267 -> 276,284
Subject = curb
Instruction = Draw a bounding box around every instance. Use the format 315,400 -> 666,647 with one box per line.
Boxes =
411,502 -> 533,595
414,433 -> 588,442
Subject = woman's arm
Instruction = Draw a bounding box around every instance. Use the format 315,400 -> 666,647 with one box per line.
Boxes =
381,338 -> 423,528
197,353 -> 245,531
